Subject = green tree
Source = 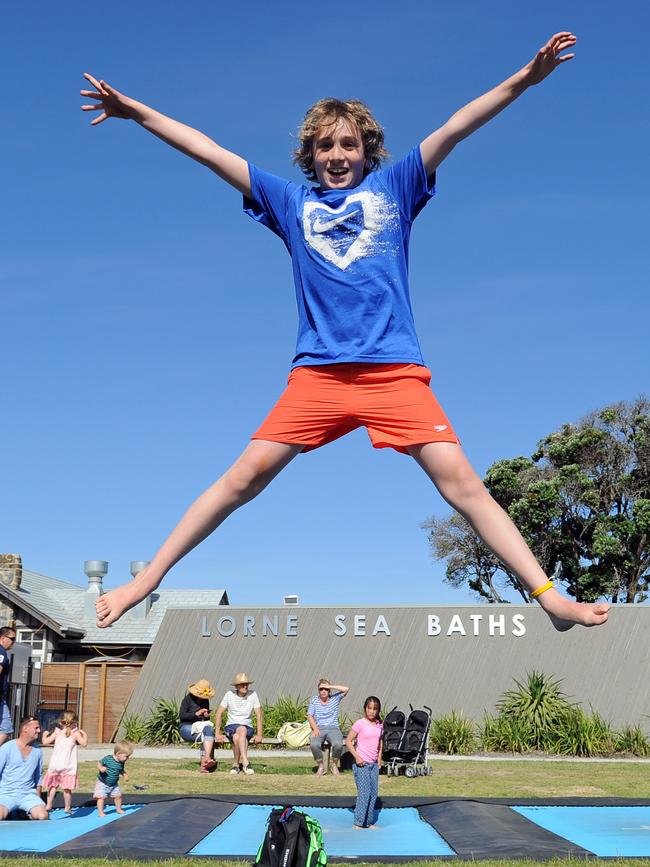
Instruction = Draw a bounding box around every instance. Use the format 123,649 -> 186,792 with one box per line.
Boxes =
422,398 -> 650,603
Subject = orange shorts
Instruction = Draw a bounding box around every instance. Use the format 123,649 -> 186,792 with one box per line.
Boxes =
252,364 -> 459,455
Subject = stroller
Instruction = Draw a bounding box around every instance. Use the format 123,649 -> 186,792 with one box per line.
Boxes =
382,708 -> 406,763
383,704 -> 433,777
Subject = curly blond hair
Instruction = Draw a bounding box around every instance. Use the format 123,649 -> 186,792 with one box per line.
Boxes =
293,98 -> 388,181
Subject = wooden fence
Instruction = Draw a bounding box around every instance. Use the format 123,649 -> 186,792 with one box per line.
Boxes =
42,661 -> 143,742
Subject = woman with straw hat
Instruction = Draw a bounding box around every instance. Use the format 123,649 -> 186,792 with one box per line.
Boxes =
215,673 -> 262,775
179,679 -> 217,773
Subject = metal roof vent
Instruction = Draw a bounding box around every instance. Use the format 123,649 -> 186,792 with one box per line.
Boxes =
283,594 -> 299,605
130,561 -> 152,618
84,560 -> 107,620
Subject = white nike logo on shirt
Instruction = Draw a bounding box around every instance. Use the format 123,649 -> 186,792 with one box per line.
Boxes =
312,212 -> 356,234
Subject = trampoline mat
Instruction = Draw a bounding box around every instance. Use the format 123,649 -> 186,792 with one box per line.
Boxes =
0,804 -> 142,852
513,805 -> 650,857
3,795 -> 650,860
190,804 -> 455,857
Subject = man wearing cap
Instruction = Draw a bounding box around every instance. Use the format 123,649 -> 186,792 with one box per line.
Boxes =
215,674 -> 262,775
179,679 -> 217,773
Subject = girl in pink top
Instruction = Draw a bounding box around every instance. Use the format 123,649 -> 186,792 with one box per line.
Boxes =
41,711 -> 88,813
345,696 -> 383,829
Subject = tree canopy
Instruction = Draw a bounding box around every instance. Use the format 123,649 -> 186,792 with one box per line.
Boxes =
422,398 -> 650,603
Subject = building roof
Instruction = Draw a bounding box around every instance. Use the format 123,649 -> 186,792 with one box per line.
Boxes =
3,568 -> 228,646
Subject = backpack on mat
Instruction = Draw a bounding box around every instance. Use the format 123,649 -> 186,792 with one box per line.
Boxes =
254,806 -> 327,867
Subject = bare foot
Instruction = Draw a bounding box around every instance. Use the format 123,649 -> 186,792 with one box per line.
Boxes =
330,764 -> 340,775
115,807 -> 126,814
368,824 -> 378,829
316,765 -> 325,776
98,811 -> 106,818
95,569 -> 158,628
539,590 -> 610,632
353,825 -> 363,830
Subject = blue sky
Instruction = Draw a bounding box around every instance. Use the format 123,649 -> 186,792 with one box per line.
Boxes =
2,1 -> 648,607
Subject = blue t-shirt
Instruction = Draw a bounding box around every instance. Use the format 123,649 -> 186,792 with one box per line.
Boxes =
0,740 -> 42,794
307,691 -> 344,728
244,147 -> 435,368
0,647 -> 10,702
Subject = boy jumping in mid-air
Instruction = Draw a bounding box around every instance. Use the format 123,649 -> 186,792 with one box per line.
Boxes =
81,32 -> 609,632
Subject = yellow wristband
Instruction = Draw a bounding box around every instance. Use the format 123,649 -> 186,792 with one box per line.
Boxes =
531,580 -> 554,599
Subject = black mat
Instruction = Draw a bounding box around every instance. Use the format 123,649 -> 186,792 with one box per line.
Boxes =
419,800 -> 594,860
54,797 -> 237,857
4,794 -> 650,860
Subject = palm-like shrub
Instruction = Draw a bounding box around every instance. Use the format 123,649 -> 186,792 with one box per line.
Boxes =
614,724 -> 650,757
481,712 -> 533,754
550,707 -> 614,757
429,711 -> 477,755
122,712 -> 147,744
142,697 -> 182,745
497,671 -> 573,751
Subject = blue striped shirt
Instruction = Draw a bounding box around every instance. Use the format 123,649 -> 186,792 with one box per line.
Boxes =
307,691 -> 344,727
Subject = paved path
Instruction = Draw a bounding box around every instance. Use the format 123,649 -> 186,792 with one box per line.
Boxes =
40,745 -> 650,764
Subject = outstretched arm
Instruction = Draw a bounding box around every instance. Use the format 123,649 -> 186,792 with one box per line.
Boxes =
80,74 -> 251,196
420,32 -> 577,176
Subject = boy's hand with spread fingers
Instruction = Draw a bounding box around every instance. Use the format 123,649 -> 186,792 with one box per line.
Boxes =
523,32 -> 577,86
80,74 -> 139,125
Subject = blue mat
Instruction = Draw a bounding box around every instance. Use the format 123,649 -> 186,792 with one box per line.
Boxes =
190,804 -> 454,857
513,806 -> 650,857
0,804 -> 141,852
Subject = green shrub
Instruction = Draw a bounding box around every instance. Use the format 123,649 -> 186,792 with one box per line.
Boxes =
142,697 -> 182,745
261,695 -> 308,738
550,707 -> 614,757
430,711 -> 477,755
122,712 -> 147,744
613,724 -> 650,756
338,708 -> 356,734
481,712 -> 533,754
497,671 -> 573,751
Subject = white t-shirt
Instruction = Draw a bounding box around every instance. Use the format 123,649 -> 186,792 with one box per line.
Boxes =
220,690 -> 261,727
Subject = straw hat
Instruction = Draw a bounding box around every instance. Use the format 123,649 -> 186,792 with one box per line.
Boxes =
231,672 -> 253,687
188,679 -> 215,698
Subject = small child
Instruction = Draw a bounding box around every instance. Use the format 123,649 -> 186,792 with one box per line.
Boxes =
94,741 -> 132,817
41,710 -> 87,813
345,696 -> 383,829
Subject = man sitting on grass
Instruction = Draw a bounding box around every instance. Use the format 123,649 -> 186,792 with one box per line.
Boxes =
0,716 -> 48,821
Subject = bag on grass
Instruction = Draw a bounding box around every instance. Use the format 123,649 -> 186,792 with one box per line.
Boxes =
277,720 -> 312,748
254,806 -> 327,867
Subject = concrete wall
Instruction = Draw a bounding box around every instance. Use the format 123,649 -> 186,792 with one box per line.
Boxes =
126,604 -> 649,729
